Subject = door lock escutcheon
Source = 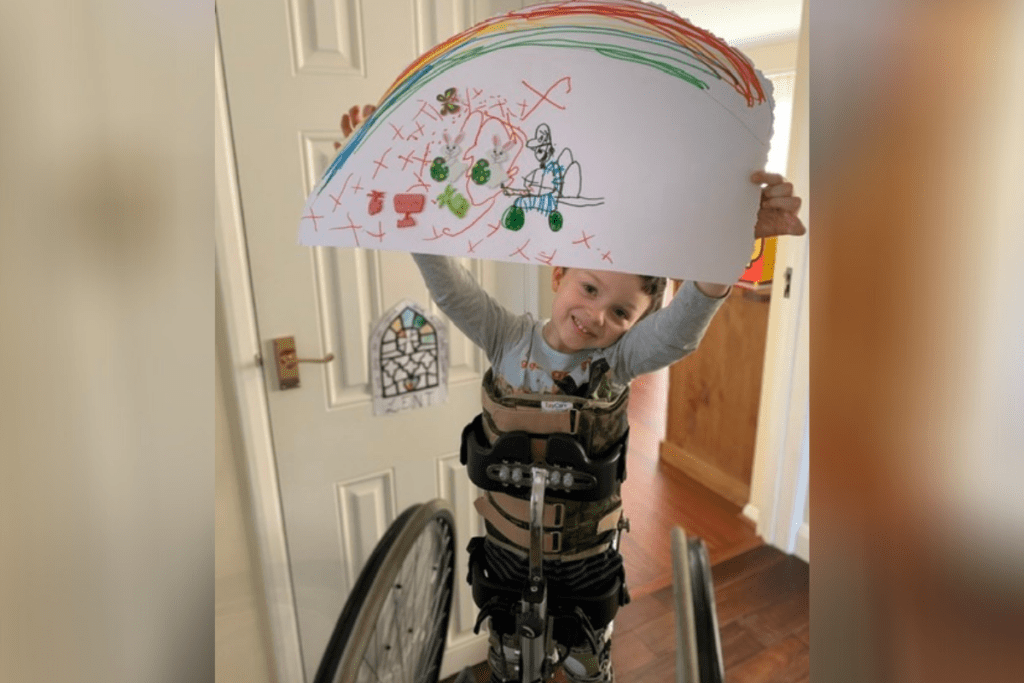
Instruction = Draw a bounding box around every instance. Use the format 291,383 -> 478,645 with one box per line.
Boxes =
273,336 -> 334,390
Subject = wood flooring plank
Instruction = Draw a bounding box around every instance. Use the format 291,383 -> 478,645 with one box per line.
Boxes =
707,532 -> 765,567
714,554 -> 808,627
631,610 -> 678,657
719,620 -> 768,670
770,638 -> 810,683
613,589 -> 665,635
650,583 -> 676,613
609,630 -> 658,678
726,634 -> 808,683
711,544 -> 786,587
616,645 -> 677,683
741,585 -> 810,647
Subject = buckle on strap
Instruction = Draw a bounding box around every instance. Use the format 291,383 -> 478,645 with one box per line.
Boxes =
489,491 -> 564,528
475,495 -> 563,552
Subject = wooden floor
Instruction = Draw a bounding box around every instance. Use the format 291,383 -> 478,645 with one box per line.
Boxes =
443,373 -> 808,683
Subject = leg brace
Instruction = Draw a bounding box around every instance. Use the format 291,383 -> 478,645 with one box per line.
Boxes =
461,416 -> 630,682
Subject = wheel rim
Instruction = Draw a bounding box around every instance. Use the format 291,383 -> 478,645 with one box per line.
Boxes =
356,518 -> 454,683
318,501 -> 457,683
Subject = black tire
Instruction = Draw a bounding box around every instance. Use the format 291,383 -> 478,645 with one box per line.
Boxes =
672,527 -> 725,683
313,500 -> 457,683
688,538 -> 724,683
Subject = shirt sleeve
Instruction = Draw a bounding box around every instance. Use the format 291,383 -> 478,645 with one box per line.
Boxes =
608,280 -> 728,384
411,253 -> 528,364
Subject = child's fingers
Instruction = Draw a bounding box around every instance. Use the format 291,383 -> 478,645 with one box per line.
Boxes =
762,195 -> 802,213
751,170 -> 785,186
755,209 -> 807,237
761,181 -> 795,199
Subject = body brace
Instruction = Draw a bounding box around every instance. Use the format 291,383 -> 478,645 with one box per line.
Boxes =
461,371 -> 632,636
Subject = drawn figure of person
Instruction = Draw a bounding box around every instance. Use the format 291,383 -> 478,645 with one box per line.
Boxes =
501,123 -> 601,232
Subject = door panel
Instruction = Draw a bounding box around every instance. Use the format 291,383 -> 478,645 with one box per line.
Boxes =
217,1 -> 541,679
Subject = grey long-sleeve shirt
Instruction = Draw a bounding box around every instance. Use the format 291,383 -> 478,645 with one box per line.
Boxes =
413,254 -> 726,398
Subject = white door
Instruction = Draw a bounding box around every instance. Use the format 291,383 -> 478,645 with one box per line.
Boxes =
217,1 -> 539,680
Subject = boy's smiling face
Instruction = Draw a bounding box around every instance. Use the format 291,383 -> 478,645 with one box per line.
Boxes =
543,267 -> 652,353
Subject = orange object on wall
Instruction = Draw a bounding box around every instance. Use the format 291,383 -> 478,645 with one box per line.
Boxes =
737,236 -> 777,290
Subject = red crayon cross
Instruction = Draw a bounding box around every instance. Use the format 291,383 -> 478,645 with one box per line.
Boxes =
329,213 -> 362,246
372,148 -> 391,179
510,240 -> 531,261
573,231 -> 594,249
520,77 -> 571,119
303,208 -> 324,231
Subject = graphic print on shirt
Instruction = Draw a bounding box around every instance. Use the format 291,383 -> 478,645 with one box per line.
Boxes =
500,352 -> 614,399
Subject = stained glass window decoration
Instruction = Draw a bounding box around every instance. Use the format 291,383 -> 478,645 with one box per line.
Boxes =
369,299 -> 448,416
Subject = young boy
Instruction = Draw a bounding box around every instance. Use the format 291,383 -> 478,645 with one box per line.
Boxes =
418,172 -> 802,402
415,171 -> 805,682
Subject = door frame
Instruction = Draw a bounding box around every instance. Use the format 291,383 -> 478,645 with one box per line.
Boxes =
744,0 -> 810,562
215,29 -> 304,681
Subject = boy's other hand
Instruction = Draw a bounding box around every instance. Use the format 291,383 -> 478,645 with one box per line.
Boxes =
751,171 -> 806,239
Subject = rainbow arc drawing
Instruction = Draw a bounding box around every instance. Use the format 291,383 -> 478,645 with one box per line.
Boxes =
299,0 -> 775,284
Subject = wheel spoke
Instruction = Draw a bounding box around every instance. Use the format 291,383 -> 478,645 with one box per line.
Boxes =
324,506 -> 455,683
391,587 -> 409,683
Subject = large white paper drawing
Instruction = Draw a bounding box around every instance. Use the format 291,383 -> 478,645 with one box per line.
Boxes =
298,0 -> 775,285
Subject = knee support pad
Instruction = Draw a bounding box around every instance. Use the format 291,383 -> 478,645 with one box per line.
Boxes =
467,537 -> 628,645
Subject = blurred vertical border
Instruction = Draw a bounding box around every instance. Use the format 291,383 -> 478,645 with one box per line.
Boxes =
0,2 -> 214,682
812,0 -> 1024,680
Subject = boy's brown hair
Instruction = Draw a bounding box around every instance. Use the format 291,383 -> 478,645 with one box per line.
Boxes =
635,274 -> 668,318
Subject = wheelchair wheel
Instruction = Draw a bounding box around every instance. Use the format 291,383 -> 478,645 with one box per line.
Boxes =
313,499 -> 457,683
671,527 -> 724,683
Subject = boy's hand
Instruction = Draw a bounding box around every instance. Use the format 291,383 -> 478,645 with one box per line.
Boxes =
334,104 -> 377,149
694,172 -> 805,298
751,171 -> 806,239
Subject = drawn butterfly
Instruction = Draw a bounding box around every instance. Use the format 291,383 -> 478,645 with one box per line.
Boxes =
437,87 -> 460,115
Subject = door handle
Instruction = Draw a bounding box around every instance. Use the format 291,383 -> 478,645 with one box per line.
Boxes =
273,336 -> 334,390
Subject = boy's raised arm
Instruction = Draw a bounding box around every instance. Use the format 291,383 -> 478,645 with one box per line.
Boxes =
610,280 -> 727,382
412,253 -> 527,364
